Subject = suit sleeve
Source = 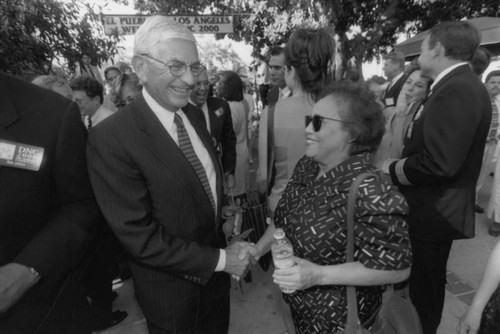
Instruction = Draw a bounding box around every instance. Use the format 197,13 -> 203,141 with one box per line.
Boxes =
14,102 -> 98,286
87,125 -> 219,285
221,101 -> 236,175
390,83 -> 487,186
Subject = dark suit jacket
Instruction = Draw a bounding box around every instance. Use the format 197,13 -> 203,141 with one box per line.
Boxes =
87,95 -> 225,329
0,73 -> 98,333
390,64 -> 491,242
189,97 -> 236,175
384,73 -> 406,107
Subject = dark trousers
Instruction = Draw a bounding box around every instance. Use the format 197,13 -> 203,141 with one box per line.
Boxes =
409,238 -> 452,334
145,272 -> 230,334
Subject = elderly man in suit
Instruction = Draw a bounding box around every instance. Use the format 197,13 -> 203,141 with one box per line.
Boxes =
385,21 -> 491,334
87,16 -> 254,334
382,51 -> 407,107
0,72 -> 98,333
188,68 -> 237,187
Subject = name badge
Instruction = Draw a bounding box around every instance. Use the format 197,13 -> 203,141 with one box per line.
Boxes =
215,107 -> 224,118
385,98 -> 395,107
0,139 -> 44,171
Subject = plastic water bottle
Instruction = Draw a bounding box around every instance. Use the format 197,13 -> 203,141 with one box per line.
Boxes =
271,228 -> 296,293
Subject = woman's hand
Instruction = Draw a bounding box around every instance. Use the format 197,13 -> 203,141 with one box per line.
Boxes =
272,257 -> 322,291
458,307 -> 483,334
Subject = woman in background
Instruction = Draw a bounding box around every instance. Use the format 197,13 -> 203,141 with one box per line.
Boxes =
216,70 -> 249,200
372,65 -> 430,167
112,73 -> 143,110
267,27 -> 335,213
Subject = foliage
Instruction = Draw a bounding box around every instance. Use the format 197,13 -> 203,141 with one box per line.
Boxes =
118,0 -> 500,78
197,35 -> 249,80
0,0 -> 121,77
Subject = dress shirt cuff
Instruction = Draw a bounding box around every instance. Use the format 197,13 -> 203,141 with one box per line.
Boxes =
215,249 -> 226,272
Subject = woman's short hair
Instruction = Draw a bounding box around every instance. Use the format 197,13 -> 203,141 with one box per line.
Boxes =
69,76 -> 104,104
319,82 -> 385,155
218,71 -> 243,102
284,28 -> 335,101
113,73 -> 142,100
31,75 -> 68,91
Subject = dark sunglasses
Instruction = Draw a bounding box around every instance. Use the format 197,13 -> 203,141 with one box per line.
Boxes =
305,115 -> 347,132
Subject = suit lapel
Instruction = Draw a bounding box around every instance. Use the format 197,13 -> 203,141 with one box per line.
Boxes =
132,96 -> 214,216
206,98 -> 219,137
0,74 -> 20,141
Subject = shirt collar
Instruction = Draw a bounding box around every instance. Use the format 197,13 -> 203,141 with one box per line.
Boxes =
430,62 -> 468,92
280,86 -> 291,99
143,87 -> 178,130
391,72 -> 404,85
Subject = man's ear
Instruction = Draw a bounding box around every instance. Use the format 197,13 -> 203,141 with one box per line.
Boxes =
132,55 -> 148,84
432,42 -> 442,58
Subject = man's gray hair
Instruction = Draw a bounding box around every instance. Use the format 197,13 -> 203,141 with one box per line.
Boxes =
134,15 -> 196,57
31,75 -> 68,90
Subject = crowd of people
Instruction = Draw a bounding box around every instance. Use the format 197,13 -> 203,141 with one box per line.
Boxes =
1,14 -> 500,334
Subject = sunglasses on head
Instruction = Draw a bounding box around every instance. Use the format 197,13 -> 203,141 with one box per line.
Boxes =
305,115 -> 347,132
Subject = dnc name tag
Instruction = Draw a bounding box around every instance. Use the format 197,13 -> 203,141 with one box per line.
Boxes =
0,139 -> 44,171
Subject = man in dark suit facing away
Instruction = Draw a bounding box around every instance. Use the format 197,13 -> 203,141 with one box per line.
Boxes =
385,21 -> 491,334
87,16 -> 254,334
0,72 -> 99,333
189,68 -> 237,187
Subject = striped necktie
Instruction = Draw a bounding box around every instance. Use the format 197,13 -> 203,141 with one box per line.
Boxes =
174,113 -> 216,214
87,116 -> 92,130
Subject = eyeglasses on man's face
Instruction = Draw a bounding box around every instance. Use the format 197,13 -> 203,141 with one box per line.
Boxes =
269,65 -> 285,72
305,114 -> 348,132
115,96 -> 135,109
140,54 -> 204,77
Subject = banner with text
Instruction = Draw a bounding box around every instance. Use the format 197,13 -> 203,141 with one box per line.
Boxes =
103,15 -> 234,35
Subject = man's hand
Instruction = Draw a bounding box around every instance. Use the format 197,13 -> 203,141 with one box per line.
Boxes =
223,241 -> 257,278
0,263 -> 39,313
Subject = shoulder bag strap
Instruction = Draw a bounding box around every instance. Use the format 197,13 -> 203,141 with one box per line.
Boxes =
345,172 -> 377,334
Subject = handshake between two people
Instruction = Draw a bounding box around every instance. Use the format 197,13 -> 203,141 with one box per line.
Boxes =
222,241 -> 260,281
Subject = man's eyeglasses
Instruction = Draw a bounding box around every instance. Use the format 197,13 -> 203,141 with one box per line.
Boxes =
269,65 -> 285,71
140,54 -> 204,77
305,115 -> 348,132
115,96 -> 135,109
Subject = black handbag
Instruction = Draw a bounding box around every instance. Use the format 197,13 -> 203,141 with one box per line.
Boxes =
340,172 -> 423,334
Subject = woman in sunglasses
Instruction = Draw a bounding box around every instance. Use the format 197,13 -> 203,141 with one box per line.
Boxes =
247,82 -> 412,333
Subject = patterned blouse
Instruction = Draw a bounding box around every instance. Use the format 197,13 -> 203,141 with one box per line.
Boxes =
274,154 -> 412,334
